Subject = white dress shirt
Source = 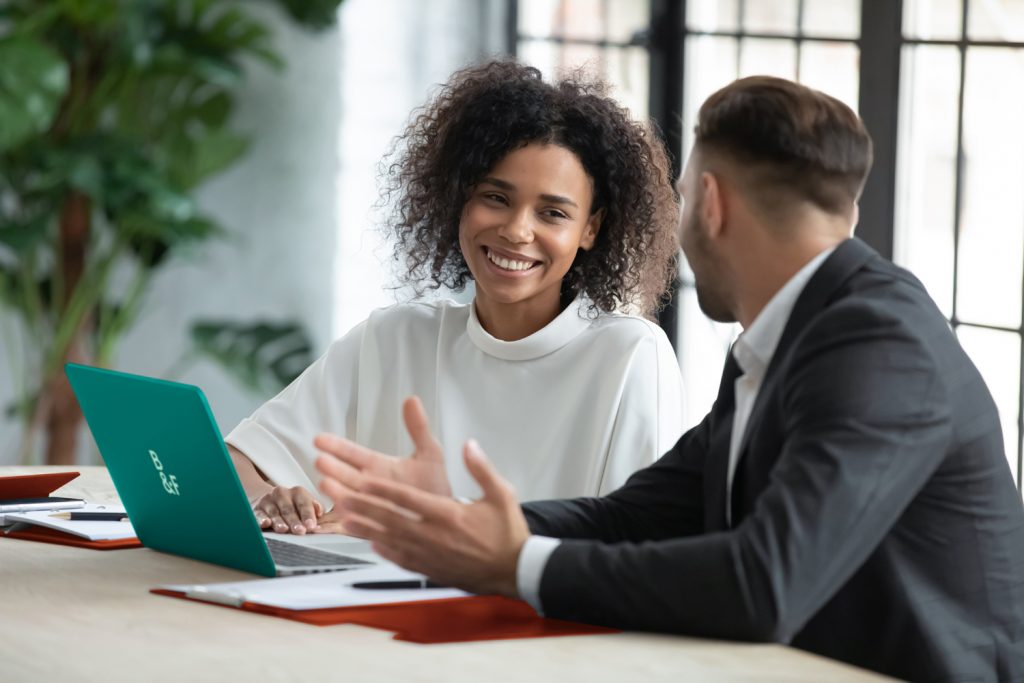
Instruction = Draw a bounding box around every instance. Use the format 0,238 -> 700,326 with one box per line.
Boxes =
516,247 -> 835,613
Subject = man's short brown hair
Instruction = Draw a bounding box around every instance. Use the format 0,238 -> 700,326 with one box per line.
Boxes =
694,76 -> 873,217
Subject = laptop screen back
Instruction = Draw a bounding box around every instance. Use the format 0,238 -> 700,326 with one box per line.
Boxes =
66,363 -> 276,576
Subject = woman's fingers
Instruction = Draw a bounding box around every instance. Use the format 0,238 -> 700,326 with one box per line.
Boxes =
291,487 -> 320,531
253,508 -> 272,529
272,488 -> 309,535
256,497 -> 289,533
253,486 -> 324,534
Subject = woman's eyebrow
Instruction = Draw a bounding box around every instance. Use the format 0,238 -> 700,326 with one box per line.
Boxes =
480,177 -> 578,208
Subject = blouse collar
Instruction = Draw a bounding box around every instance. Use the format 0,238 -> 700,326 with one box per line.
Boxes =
467,294 -> 593,361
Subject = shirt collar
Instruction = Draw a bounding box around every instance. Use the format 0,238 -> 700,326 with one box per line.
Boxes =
733,247 -> 835,377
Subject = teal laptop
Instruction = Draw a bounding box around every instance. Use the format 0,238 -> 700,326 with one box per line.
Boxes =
66,363 -> 374,577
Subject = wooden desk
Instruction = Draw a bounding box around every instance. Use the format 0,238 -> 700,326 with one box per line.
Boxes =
0,467 -> 897,682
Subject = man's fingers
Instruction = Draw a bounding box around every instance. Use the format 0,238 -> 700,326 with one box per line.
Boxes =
402,396 -> 443,462
463,439 -> 514,504
369,541 -> 425,575
359,475 -> 451,522
336,509 -> 389,540
335,516 -> 429,576
314,433 -> 378,472
312,521 -> 348,535
319,476 -> 355,506
315,453 -> 365,490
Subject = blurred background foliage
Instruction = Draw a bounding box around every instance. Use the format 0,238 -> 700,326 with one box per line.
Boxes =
0,0 -> 343,464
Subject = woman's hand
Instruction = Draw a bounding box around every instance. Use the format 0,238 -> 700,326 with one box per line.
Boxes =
251,485 -> 323,535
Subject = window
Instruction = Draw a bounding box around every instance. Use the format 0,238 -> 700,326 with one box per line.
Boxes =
675,0 -> 862,429
515,0 -> 652,118
897,0 -> 1024,492
512,0 -> 1024,496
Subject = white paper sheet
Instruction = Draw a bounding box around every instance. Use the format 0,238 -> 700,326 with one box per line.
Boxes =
161,563 -> 471,610
2,503 -> 136,540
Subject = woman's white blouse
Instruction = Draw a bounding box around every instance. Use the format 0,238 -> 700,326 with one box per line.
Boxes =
225,296 -> 684,504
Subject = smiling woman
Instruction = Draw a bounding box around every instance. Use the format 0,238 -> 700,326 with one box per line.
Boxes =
461,144 -> 601,341
223,60 -> 685,536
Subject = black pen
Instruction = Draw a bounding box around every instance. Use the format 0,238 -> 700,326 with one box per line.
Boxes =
350,579 -> 448,590
50,511 -> 129,521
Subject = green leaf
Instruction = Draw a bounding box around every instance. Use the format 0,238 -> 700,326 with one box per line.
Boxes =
185,129 -> 250,187
273,0 -> 346,30
66,154 -> 105,198
0,213 -> 52,253
194,91 -> 232,128
189,319 -> 313,393
57,0 -> 121,26
4,4 -> 65,38
0,38 -> 69,152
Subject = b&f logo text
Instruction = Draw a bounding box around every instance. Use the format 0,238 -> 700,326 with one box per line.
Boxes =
149,449 -> 181,496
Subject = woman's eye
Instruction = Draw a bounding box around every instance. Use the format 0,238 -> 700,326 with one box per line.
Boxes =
483,193 -> 507,204
543,209 -> 569,220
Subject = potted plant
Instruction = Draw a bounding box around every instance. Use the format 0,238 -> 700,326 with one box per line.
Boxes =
0,0 -> 342,464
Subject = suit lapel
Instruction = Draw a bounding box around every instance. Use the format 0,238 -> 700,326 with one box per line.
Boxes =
729,239 -> 878,517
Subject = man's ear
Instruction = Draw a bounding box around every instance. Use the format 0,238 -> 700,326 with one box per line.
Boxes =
580,208 -> 603,251
701,171 -> 724,239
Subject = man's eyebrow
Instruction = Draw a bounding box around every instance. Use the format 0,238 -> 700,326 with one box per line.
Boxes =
479,177 -> 579,209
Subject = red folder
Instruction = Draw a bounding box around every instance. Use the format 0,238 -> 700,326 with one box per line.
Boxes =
0,470 -> 81,499
0,471 -> 142,550
151,589 -> 617,644
3,524 -> 142,550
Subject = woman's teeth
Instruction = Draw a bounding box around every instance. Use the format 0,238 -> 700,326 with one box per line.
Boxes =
487,249 -> 535,271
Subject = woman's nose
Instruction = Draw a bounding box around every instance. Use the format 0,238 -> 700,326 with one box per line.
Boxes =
497,209 -> 533,244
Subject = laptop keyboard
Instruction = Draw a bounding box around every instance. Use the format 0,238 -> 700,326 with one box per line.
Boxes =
265,537 -> 372,568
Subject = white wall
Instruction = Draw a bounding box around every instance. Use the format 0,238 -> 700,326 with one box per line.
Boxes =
333,0 -> 506,336
0,0 -> 508,464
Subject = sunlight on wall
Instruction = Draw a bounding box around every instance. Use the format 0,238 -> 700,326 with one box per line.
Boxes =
333,0 -> 504,339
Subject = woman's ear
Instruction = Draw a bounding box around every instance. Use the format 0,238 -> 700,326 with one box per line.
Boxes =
580,208 -> 604,251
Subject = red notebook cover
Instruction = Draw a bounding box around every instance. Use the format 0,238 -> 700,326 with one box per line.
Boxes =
0,470 -> 80,499
151,589 -> 617,644
3,524 -> 142,550
1,470 -> 141,549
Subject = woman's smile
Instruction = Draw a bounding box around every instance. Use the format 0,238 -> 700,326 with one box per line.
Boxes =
483,246 -> 540,274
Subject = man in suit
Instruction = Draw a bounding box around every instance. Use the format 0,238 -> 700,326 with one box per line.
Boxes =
313,76 -> 1024,681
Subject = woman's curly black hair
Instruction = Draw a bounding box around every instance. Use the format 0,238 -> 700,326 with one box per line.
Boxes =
379,59 -> 679,316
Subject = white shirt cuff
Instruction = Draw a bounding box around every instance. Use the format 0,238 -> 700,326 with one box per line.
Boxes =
516,535 -> 561,614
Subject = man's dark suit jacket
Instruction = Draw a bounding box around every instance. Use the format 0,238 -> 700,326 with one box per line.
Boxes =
523,238 -> 1024,682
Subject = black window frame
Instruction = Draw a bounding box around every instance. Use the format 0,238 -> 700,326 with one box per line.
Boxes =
508,0 -> 1024,493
